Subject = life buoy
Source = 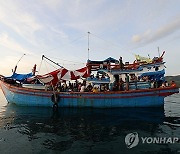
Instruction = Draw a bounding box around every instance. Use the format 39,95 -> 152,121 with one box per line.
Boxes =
53,103 -> 58,112
51,93 -> 60,103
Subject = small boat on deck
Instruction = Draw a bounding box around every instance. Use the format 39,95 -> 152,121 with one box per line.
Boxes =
0,52 -> 179,108
22,84 -> 45,90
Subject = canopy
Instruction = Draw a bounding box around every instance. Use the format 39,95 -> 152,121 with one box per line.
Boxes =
140,69 -> 165,81
6,72 -> 33,82
36,66 -> 89,85
88,57 -> 119,64
104,57 -> 119,63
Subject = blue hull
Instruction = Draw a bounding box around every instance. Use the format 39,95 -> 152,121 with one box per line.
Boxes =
0,81 -> 179,108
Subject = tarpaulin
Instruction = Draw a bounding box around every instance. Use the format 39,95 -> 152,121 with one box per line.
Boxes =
6,72 -> 33,82
36,66 -> 89,85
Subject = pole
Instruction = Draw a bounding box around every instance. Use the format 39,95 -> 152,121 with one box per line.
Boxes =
16,54 -> 26,66
88,32 -> 90,60
13,53 -> 26,73
158,47 -> 160,57
42,55 -> 63,68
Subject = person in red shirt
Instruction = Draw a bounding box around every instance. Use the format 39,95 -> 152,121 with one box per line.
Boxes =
170,81 -> 177,87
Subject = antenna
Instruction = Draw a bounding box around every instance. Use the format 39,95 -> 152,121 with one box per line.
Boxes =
157,47 -> 160,57
88,32 -> 90,60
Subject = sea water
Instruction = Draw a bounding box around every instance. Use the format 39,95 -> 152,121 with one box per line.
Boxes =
0,89 -> 179,154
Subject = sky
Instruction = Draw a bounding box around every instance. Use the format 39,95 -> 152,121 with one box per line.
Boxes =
0,0 -> 180,76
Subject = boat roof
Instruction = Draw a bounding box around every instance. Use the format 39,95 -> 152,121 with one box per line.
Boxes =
88,57 -> 119,64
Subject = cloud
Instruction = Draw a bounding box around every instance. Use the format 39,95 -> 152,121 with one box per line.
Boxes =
0,1 -> 42,35
0,1 -> 72,51
131,17 -> 180,45
0,33 -> 33,55
0,1 -> 43,47
39,0 -> 63,10
62,1 -> 129,33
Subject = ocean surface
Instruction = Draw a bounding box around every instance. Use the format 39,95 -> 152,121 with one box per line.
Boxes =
0,89 -> 179,154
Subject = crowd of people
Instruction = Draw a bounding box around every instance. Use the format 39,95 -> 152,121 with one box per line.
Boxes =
112,73 -> 177,91
44,74 -> 177,93
45,80 -> 109,93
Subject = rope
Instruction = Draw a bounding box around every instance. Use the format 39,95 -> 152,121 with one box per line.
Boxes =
15,54 -> 26,66
44,59 -> 50,73
47,56 -> 85,64
90,33 -> 135,55
44,59 -> 58,70
38,32 -> 137,73
37,59 -> 43,75
39,34 -> 87,55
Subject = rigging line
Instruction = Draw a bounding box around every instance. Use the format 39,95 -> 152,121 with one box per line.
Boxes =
40,34 -> 87,54
90,33 -> 135,55
90,33 -> 124,49
62,63 -> 86,66
37,59 -> 43,75
44,59 -> 59,70
43,59 -> 49,74
68,34 -> 87,44
47,56 -> 86,64
15,53 -> 26,66
12,53 -> 26,73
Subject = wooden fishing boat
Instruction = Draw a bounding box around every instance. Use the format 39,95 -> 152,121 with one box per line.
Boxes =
0,52 -> 179,108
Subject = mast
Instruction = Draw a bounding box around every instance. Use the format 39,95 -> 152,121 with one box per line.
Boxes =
158,47 -> 160,57
88,32 -> 90,60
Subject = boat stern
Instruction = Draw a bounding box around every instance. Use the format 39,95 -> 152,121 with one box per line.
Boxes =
159,86 -> 179,97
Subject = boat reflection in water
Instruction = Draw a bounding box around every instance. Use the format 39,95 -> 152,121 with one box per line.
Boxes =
0,103 -> 179,154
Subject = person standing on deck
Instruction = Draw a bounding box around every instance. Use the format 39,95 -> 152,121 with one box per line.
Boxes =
125,74 -> 129,91
119,56 -> 124,69
119,78 -> 124,91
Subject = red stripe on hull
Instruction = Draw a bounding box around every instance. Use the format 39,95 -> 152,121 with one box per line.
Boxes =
1,80 -> 178,94
0,81 -> 178,99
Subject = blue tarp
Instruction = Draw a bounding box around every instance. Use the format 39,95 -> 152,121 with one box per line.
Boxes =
104,57 -> 119,63
87,57 -> 119,64
140,69 -> 165,81
6,72 -> 33,82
